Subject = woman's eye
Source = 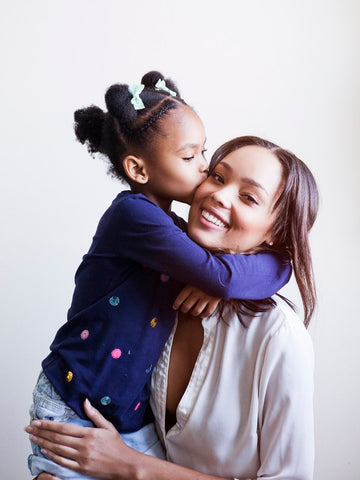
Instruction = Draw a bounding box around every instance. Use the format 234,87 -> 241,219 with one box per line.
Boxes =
182,156 -> 195,162
211,172 -> 224,183
202,149 -> 208,157
242,194 -> 258,205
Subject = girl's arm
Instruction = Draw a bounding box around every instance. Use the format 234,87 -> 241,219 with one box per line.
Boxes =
26,401 -> 234,480
107,194 -> 291,300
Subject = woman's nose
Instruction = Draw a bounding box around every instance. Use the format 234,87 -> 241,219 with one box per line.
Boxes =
211,186 -> 232,209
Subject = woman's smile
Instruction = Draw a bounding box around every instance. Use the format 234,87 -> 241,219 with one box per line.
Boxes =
200,208 -> 229,229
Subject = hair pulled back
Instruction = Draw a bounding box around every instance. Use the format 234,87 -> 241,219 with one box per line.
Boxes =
210,136 -> 319,327
74,71 -> 186,183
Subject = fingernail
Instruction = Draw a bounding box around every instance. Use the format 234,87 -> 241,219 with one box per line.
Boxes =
85,398 -> 93,411
32,420 -> 42,427
30,434 -> 38,442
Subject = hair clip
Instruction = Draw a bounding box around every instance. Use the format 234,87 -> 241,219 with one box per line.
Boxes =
155,79 -> 176,97
128,84 -> 145,110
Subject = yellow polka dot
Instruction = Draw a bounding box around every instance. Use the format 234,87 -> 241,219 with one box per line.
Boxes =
150,318 -> 158,328
66,371 -> 73,382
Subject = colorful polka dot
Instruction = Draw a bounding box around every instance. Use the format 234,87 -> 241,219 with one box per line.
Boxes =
66,371 -> 73,382
109,296 -> 120,306
101,396 -> 111,406
80,329 -> 89,340
134,402 -> 141,411
150,317 -> 158,328
111,348 -> 122,359
160,273 -> 170,282
145,364 -> 152,374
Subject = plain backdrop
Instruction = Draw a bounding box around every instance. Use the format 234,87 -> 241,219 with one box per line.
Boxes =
1,1 -> 359,479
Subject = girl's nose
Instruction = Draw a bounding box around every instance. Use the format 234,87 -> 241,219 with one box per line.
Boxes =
200,158 -> 209,174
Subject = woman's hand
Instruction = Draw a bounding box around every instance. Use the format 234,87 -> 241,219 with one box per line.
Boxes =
172,285 -> 221,318
25,399 -> 140,480
35,475 -> 59,480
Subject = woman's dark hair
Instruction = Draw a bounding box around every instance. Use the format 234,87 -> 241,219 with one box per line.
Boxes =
74,71 -> 187,183
210,136 -> 319,328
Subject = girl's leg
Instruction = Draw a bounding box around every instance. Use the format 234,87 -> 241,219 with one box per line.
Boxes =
28,371 -> 96,480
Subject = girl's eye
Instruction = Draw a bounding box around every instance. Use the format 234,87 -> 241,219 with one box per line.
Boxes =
183,156 -> 195,162
202,149 -> 208,157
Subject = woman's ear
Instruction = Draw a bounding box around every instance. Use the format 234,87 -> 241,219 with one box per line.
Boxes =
123,155 -> 149,184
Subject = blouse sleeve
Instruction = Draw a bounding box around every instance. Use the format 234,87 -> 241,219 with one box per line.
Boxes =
256,317 -> 315,479
99,193 -> 291,300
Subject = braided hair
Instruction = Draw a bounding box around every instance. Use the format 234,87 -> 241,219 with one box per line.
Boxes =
74,71 -> 187,183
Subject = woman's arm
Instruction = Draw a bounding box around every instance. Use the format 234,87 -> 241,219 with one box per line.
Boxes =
110,194 -> 291,300
26,400 -> 233,480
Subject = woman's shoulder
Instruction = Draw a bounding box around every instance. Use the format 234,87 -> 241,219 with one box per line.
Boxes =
234,296 -> 313,358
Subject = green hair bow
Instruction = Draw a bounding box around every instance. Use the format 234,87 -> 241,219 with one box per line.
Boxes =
155,79 -> 176,97
128,84 -> 145,110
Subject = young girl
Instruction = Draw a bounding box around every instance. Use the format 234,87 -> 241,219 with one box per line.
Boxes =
28,72 -> 291,479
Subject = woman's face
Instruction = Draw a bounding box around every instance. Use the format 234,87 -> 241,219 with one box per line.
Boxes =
188,145 -> 284,253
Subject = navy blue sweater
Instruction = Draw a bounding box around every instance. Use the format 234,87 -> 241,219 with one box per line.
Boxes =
42,191 -> 291,433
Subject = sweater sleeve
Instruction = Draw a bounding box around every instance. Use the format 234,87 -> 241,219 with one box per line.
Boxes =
257,315 -> 315,480
97,193 -> 291,300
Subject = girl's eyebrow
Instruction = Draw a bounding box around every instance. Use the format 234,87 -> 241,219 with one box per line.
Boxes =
219,160 -> 269,196
177,138 -> 207,153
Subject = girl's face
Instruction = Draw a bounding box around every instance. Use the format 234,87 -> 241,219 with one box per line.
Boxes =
188,145 -> 284,253
142,106 -> 208,209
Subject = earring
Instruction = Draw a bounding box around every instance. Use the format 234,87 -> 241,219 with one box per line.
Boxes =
268,241 -> 274,246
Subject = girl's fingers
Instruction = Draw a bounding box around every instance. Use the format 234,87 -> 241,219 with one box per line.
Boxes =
172,285 -> 193,310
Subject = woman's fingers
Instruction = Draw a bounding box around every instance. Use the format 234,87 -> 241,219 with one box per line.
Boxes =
39,445 -> 81,472
29,431 -> 78,460
36,474 -> 61,480
83,399 -> 117,432
26,419 -> 84,438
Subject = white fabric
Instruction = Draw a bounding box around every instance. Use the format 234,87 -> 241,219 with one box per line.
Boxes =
150,297 -> 314,480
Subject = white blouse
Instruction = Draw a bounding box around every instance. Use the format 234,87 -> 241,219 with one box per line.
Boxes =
150,297 -> 314,480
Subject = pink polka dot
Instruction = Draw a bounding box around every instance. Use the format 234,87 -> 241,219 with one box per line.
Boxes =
160,274 -> 170,282
134,402 -> 141,411
111,348 -> 122,359
80,330 -> 89,340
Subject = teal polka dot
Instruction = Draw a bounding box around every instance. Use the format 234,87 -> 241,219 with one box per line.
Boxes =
109,296 -> 120,306
100,396 -> 111,406
145,364 -> 153,374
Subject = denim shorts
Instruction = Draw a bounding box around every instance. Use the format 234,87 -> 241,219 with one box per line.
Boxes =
28,371 -> 165,479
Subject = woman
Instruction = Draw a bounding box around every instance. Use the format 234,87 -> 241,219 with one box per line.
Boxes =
26,135 -> 319,480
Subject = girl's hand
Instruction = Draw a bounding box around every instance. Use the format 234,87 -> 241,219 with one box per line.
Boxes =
173,285 -> 221,318
25,399 -> 140,480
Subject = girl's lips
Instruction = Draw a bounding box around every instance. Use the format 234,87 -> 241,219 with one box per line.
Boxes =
200,209 -> 229,229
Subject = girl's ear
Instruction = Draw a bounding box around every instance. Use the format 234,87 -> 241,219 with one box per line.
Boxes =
123,155 -> 149,184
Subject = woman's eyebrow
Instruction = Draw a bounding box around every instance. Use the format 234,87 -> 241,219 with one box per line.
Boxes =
220,160 -> 269,195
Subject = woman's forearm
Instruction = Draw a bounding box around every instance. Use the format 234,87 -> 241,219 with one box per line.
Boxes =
128,451 -> 231,480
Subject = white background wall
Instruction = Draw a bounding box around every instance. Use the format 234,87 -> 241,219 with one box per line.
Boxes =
1,1 -> 359,479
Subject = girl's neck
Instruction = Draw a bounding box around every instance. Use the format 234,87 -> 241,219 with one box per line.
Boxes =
131,187 -> 172,214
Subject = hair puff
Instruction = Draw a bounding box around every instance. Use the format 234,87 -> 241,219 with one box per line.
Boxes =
74,105 -> 105,154
105,84 -> 137,125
